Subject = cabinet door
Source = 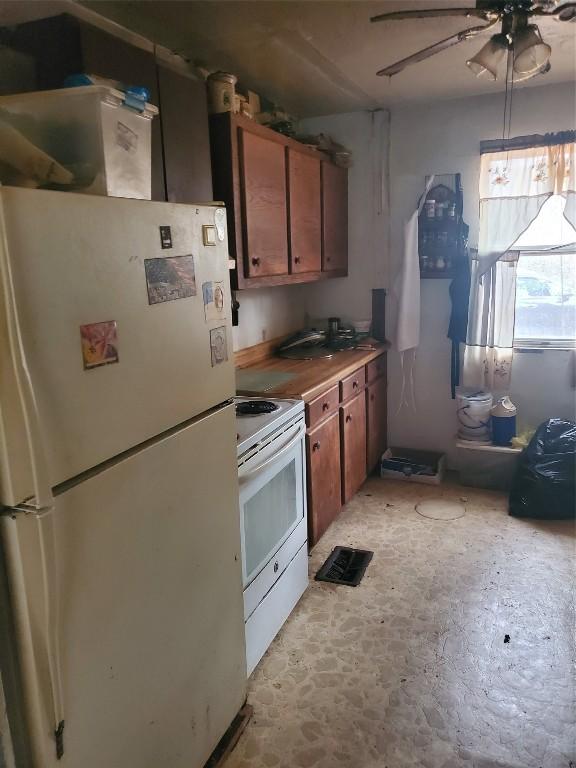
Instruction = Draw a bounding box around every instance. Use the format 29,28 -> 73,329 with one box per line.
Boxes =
322,162 -> 348,272
367,377 -> 388,473
306,413 -> 342,547
340,393 -> 367,504
287,149 -> 321,274
240,129 -> 288,277
157,64 -> 213,203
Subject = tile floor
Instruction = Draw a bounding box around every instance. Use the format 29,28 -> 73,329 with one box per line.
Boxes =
224,477 -> 575,768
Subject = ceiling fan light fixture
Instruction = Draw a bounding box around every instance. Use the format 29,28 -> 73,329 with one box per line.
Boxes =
466,33 -> 509,80
513,24 -> 551,75
514,59 -> 552,82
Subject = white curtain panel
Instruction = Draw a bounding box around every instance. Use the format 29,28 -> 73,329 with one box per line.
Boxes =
464,140 -> 575,390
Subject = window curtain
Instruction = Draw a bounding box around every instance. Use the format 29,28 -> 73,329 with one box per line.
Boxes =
463,135 -> 575,391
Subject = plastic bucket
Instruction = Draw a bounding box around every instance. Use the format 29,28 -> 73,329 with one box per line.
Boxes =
456,390 -> 493,443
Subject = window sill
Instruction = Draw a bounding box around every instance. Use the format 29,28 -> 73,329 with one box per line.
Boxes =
455,440 -> 522,454
514,343 -> 575,352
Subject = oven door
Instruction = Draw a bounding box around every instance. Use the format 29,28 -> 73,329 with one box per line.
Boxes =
238,417 -> 306,588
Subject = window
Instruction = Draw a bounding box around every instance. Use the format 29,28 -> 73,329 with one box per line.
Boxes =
513,195 -> 576,347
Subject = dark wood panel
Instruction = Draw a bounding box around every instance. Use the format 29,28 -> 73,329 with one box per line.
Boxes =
366,377 -> 388,473
340,367 -> 365,403
157,64 -> 212,203
287,149 -> 321,274
239,129 -> 289,278
366,353 -> 387,385
322,161 -> 348,272
306,384 -> 339,429
340,394 -> 367,504
307,413 -> 342,547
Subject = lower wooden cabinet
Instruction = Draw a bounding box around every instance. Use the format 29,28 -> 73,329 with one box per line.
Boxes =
340,393 -> 367,504
306,413 -> 342,547
305,352 -> 387,548
366,377 -> 388,473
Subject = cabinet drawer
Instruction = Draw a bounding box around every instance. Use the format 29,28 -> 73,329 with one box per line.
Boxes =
306,384 -> 339,428
366,354 -> 387,384
340,367 -> 365,402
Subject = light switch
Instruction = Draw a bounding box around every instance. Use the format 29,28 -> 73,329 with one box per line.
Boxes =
202,225 -> 217,246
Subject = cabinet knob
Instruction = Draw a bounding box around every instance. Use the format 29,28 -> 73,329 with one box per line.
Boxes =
352,380 -> 358,389
251,257 -> 261,267
294,256 -> 301,264
346,414 -> 352,423
273,561 -> 279,573
322,402 -> 329,411
312,441 -> 321,451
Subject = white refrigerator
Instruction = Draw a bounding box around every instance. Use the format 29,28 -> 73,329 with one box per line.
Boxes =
0,187 -> 247,768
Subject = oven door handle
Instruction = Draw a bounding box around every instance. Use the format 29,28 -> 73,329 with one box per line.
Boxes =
239,425 -> 305,481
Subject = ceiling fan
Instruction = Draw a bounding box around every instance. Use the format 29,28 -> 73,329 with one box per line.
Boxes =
371,0 -> 576,80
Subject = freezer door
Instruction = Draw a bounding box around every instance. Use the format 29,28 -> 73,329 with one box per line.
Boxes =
2,404 -> 246,768
0,187 -> 234,504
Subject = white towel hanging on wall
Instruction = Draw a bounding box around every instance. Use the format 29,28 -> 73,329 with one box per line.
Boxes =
394,175 -> 435,412
394,175 -> 435,353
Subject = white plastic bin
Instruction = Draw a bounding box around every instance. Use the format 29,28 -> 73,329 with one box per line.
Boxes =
0,86 -> 158,199
456,441 -> 522,491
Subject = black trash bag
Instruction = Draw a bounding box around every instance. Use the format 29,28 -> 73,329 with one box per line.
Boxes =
509,419 -> 576,519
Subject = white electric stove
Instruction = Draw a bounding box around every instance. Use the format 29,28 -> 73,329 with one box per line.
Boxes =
234,397 -> 308,675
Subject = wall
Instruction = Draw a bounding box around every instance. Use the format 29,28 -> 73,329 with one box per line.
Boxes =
299,110 -> 390,324
388,82 -> 576,463
232,285 -> 308,351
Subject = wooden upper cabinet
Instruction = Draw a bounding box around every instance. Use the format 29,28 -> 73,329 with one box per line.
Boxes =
240,129 -> 289,278
322,161 -> 348,273
287,149 -> 321,274
210,113 -> 349,289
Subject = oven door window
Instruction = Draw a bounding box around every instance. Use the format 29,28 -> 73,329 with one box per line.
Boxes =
241,448 -> 304,586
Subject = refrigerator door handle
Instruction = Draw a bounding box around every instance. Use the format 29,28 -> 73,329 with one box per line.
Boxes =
0,194 -> 64,758
0,190 -> 53,511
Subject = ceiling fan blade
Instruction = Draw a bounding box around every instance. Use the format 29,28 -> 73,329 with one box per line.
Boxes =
532,2 -> 576,21
376,20 -> 499,77
370,8 -> 496,23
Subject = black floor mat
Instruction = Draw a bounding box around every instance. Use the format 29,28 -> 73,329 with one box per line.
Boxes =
314,546 -> 373,587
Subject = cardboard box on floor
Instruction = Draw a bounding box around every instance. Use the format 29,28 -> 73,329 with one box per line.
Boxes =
380,447 -> 446,485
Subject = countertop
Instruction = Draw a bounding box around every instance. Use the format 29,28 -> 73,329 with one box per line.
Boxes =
236,344 -> 388,403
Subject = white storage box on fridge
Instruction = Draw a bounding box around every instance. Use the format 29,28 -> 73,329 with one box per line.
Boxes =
0,86 -> 158,199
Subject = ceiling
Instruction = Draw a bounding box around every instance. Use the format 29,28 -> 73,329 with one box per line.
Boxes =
4,0 -> 576,117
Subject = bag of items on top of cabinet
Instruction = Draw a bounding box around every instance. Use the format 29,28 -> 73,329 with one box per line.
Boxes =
509,418 -> 576,519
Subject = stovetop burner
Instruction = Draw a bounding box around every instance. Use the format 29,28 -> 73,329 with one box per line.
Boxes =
236,400 -> 280,416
